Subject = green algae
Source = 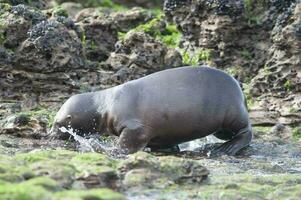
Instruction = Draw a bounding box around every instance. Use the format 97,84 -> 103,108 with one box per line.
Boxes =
71,152 -> 117,168
121,12 -> 181,48
0,3 -> 11,45
55,188 -> 126,200
0,148 -> 300,200
15,149 -> 77,163
0,177 -> 125,200
0,149 -> 125,199
243,0 -> 267,26
292,127 -> 301,139
253,126 -> 271,134
16,107 -> 57,128
176,173 -> 301,200
182,49 -> 212,66
50,5 -> 68,17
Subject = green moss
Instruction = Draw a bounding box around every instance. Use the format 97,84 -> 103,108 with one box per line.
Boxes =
118,151 -> 159,170
71,152 -> 117,169
196,173 -> 301,200
289,107 -> 299,113
55,188 -> 126,200
182,49 -> 212,66
51,5 -> 68,17
16,107 -> 57,128
226,66 -> 240,77
0,3 -> 11,39
292,127 -> 301,139
15,150 -> 76,163
21,176 -> 60,191
0,177 -> 125,200
127,12 -> 181,48
243,0 -> 266,26
118,31 -> 126,40
284,80 -> 293,91
241,49 -> 253,60
253,126 -> 271,133
182,51 -> 198,66
263,64 -> 271,75
161,24 -> 181,48
0,3 -> 11,15
123,168 -> 154,187
0,182 -> 52,200
0,32 -> 4,45
80,28 -> 87,47
243,83 -> 257,109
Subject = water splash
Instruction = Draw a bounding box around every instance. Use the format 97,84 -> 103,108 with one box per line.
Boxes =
59,126 -> 125,158
59,127 -> 95,152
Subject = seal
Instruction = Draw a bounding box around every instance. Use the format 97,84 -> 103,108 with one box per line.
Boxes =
50,66 -> 252,155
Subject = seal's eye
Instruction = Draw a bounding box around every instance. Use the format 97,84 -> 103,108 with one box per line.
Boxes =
66,115 -> 72,119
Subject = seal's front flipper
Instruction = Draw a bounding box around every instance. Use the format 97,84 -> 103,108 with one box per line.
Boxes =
211,126 -> 252,156
118,125 -> 150,154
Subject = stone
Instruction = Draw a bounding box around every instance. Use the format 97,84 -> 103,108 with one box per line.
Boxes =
107,31 -> 182,82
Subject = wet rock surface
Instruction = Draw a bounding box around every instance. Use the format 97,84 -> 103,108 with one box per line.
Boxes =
0,128 -> 300,199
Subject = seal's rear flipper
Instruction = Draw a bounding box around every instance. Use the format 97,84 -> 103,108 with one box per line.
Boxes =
211,125 -> 252,156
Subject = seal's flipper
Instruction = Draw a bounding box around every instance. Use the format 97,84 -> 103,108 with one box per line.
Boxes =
118,126 -> 150,154
211,125 -> 252,156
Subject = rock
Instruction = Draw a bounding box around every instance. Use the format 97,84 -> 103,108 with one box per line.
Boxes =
0,0 -> 54,9
249,109 -> 280,126
113,0 -> 162,8
250,2 -> 301,97
76,13 -> 118,62
0,4 -> 46,49
110,7 -> 154,32
30,160 -> 76,188
0,112 -> 50,138
163,0 -> 297,84
107,31 -> 182,82
249,2 -> 301,125
74,7 -> 155,63
60,2 -> 83,19
0,47 -> 14,68
75,7 -> 154,32
269,123 -> 292,139
119,152 -> 209,188
56,0 -> 162,9
163,0 -> 248,69
16,19 -> 85,72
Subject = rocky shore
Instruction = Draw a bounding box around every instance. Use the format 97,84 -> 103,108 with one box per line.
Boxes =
0,0 -> 300,199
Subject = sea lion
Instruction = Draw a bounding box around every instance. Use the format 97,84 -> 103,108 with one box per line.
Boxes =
50,66 -> 252,155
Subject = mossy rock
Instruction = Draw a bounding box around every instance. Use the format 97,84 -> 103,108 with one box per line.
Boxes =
54,188 -> 126,200
125,15 -> 182,48
0,177 -> 125,200
56,0 -> 125,10
0,177 -> 58,200
197,173 -> 301,200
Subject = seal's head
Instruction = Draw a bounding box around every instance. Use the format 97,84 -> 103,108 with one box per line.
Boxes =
50,93 -> 102,139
